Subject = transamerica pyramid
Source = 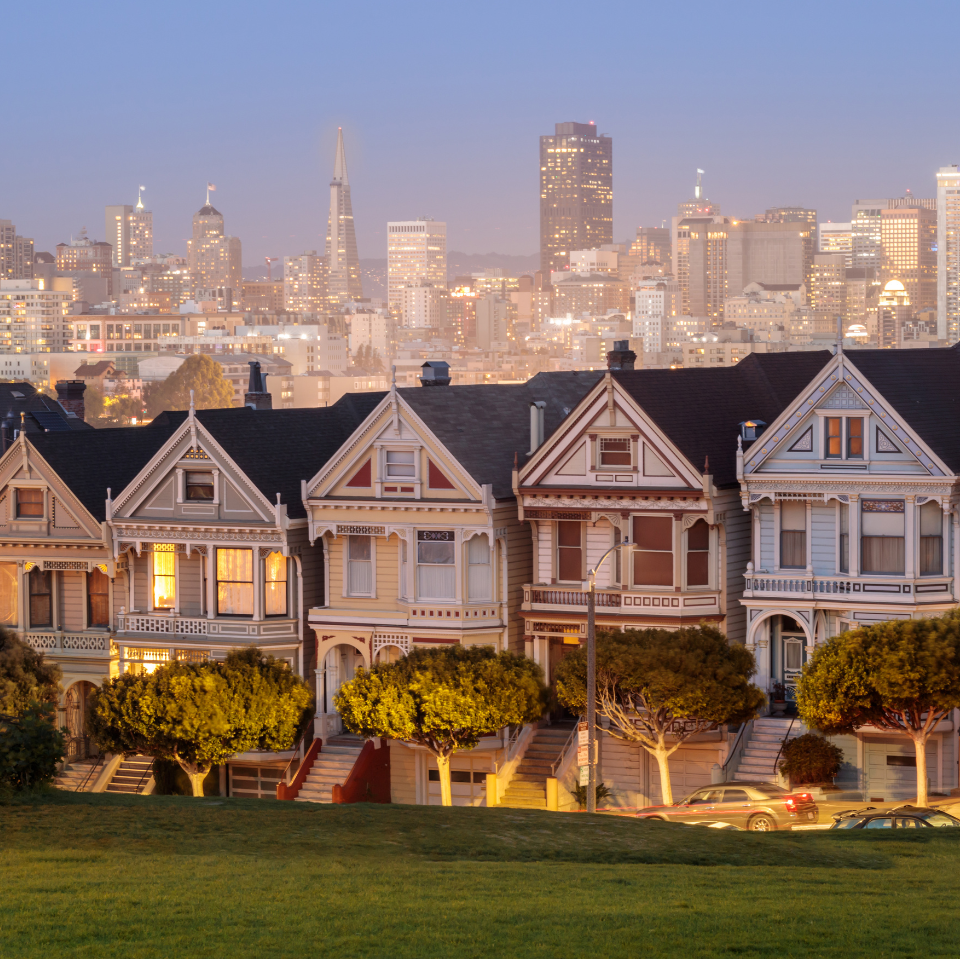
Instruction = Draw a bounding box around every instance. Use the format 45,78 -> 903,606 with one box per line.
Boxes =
325,127 -> 363,304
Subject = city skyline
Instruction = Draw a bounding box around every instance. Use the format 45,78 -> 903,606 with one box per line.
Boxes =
4,1 -> 960,264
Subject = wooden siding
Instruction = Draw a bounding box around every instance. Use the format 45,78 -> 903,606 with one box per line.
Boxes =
759,502 -> 774,570
717,488 -> 749,645
388,741 -> 417,804
537,521 -> 552,584
496,502 -> 531,654
586,521 -> 614,588
60,571 -> 85,631
811,504 -> 836,576
178,555 -> 203,617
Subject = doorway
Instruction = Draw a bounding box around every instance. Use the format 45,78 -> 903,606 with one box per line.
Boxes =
64,681 -> 97,762
771,616 -> 807,703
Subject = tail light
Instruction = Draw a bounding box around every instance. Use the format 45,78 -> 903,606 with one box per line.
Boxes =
784,793 -> 811,810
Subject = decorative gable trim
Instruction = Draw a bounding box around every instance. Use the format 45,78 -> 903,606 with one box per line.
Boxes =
818,384 -> 866,409
788,427 -> 813,452
876,426 -> 902,453
427,460 -> 457,490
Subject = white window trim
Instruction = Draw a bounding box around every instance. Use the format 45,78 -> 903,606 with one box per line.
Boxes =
415,528 -> 458,603
374,442 -> 423,500
630,512 -> 676,590
343,534 -> 376,599
682,521 -> 714,591
815,411 -> 869,463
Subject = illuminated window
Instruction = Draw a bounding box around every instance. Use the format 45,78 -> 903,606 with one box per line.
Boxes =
153,545 -> 176,609
825,418 -> 842,458
265,551 -> 287,615
217,548 -> 253,615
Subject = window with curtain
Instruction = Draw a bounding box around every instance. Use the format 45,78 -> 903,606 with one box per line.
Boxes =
17,488 -> 43,518
347,536 -> 372,596
839,503 -> 849,573
467,534 -> 492,601
400,538 -> 409,599
824,418 -> 842,458
556,521 -> 582,582
599,437 -> 631,467
780,502 -> 806,569
386,450 -> 416,478
87,568 -> 110,626
29,568 -> 51,627
153,544 -> 176,609
919,501 -> 943,576
686,519 -> 710,587
264,551 -> 287,615
217,548 -> 253,615
632,515 -> 673,587
0,563 -> 16,626
417,530 -> 455,599
186,472 -> 214,501
861,500 -> 905,574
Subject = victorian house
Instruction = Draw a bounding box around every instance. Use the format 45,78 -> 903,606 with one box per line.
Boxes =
514,344 -> 832,807
739,344 -> 960,800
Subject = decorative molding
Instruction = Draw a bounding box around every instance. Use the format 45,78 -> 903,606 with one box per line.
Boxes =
337,524 -> 386,536
115,527 -> 283,544
788,427 -> 813,452
524,495 -> 706,512
744,480 -> 953,497
818,384 -> 867,409
876,427 -> 901,453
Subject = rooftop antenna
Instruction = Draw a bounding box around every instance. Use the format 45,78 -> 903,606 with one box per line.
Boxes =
695,169 -> 705,202
136,185 -> 145,211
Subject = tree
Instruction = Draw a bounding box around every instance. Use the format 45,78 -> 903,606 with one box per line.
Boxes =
0,702 -> 65,791
797,611 -> 960,806
0,629 -> 61,717
84,385 -> 105,421
554,626 -> 765,805
103,393 -> 147,426
335,646 -> 546,806
88,647 -> 313,796
144,354 -> 235,417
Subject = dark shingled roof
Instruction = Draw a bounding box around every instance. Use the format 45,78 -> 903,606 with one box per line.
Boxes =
611,351 -> 834,488
846,343 -> 960,472
0,382 -> 93,434
399,371 -> 603,499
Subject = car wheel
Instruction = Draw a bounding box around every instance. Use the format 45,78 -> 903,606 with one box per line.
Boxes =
747,814 -> 778,832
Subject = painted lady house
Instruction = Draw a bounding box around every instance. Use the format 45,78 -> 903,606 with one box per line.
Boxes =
514,343 -> 832,809
738,344 -> 960,800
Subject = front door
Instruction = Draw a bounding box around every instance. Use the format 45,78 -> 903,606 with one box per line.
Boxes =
780,632 -> 806,701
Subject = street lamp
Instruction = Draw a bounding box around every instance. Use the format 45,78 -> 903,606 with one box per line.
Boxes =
584,537 -> 628,814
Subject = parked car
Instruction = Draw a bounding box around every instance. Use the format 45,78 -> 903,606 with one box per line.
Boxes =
636,781 -> 818,831
830,805 -> 960,830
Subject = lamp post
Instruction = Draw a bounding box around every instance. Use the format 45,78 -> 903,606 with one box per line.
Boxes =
585,538 -> 628,814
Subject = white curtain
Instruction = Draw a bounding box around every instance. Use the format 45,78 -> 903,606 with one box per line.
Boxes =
0,563 -> 16,625
347,536 -> 372,595
417,537 -> 455,599
217,548 -> 253,615
467,535 -> 491,601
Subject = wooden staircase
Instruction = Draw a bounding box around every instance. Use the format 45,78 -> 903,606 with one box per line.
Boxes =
295,736 -> 364,803
106,755 -> 154,794
732,718 -> 806,782
500,723 -> 575,809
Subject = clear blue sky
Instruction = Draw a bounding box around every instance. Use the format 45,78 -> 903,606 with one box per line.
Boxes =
4,0 -> 958,264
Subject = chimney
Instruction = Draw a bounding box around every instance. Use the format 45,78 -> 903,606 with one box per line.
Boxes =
528,401 -> 546,455
1,410 -> 15,452
606,339 -> 637,371
244,360 -> 272,410
55,379 -> 86,421
419,360 -> 451,386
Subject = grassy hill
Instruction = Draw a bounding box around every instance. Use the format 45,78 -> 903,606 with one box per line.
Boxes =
2,791 -> 959,958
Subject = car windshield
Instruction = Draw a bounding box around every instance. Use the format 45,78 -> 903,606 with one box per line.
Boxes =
864,818 -> 894,829
834,819 -> 861,829
922,813 -> 960,827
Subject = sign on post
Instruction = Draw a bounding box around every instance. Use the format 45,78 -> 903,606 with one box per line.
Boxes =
578,721 -> 588,746
577,744 -> 590,766
579,765 -> 589,786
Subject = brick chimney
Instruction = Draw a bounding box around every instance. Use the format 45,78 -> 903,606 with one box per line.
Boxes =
244,360 -> 272,410
55,380 -> 86,420
606,339 -> 637,371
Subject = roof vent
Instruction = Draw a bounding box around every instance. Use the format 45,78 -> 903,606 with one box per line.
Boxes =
419,360 -> 451,387
739,419 -> 766,442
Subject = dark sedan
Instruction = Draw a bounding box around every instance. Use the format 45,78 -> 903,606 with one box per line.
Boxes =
637,781 -> 819,831
830,804 -> 960,829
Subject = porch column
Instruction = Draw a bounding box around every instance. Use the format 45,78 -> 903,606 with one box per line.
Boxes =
752,507 -> 761,569
253,548 -> 263,621
849,495 -> 859,577
128,552 -> 136,612
904,495 -> 916,579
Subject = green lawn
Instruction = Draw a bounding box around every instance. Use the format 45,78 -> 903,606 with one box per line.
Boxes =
1,791 -> 958,958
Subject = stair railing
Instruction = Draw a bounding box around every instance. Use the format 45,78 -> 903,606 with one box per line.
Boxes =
134,757 -> 153,794
720,721 -> 751,779
773,716 -> 797,782
551,725 -> 579,777
281,725 -> 312,786
75,754 -> 104,792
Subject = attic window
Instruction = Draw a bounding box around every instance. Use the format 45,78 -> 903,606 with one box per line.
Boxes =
599,437 -> 631,467
186,472 -> 214,501
16,488 -> 43,518
386,450 -> 416,479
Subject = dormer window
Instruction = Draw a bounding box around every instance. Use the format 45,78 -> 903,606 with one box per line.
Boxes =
824,417 -> 863,459
186,472 -> 215,501
386,451 -> 416,478
599,437 -> 631,467
17,488 -> 43,518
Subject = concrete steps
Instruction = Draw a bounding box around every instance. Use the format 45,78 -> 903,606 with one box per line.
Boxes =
500,723 -> 575,809
295,735 -> 364,804
732,718 -> 806,782
106,755 -> 154,794
54,758 -> 101,792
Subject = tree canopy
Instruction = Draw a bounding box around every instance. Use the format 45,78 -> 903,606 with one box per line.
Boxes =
797,611 -> 960,805
0,703 -> 64,792
555,626 -> 764,805
335,645 -> 546,805
0,629 -> 61,717
144,354 -> 235,417
88,647 -> 313,796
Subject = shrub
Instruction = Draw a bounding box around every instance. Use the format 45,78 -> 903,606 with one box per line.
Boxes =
0,702 -> 65,791
778,732 -> 843,784
573,781 -> 612,810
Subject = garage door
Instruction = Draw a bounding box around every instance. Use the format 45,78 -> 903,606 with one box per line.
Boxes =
865,740 -> 937,802
427,755 -> 494,806
645,747 -> 718,805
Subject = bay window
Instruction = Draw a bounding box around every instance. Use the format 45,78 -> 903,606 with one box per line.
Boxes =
556,521 -> 582,583
632,515 -> 673,587
264,551 -> 287,615
467,534 -> 492,601
0,563 -> 17,626
780,502 -> 806,569
29,567 -> 51,627
217,548 -> 253,615
347,536 -> 373,596
919,501 -> 943,576
417,530 -> 456,599
153,544 -> 176,609
861,500 -> 904,574
686,519 -> 710,587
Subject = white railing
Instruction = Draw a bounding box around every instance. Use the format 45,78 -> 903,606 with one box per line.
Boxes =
118,614 -> 209,635
743,573 -> 953,600
22,631 -> 112,653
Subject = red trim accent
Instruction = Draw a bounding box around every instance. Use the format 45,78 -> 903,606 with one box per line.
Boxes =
345,458 -> 372,488
332,738 -> 391,804
412,636 -> 460,643
276,737 -> 322,800
428,460 -> 456,489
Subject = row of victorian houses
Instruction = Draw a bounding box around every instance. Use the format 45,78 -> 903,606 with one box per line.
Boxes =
12,343 -> 960,806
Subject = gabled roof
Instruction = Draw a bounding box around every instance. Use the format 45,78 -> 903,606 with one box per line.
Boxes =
0,382 -> 93,434
611,351 -> 834,488
75,361 -> 115,377
398,371 -> 603,499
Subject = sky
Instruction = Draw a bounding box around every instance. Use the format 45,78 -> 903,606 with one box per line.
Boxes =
4,0 -> 960,265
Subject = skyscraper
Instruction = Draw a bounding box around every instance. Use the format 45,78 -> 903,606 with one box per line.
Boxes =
677,170 -> 720,218
880,205 -> 936,313
186,188 -> 242,292
539,121 -> 612,275
0,220 -> 33,281
284,250 -> 328,314
325,128 -> 363,305
105,188 -> 153,268
937,165 -> 960,343
387,218 -> 446,311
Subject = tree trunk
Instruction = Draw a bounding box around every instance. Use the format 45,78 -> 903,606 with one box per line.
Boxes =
654,746 -> 674,806
912,735 -> 928,807
177,759 -> 210,798
435,753 -> 453,806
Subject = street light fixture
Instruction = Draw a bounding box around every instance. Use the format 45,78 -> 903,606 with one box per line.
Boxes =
584,537 -> 629,814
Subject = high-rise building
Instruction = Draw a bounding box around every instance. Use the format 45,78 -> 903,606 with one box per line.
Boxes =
633,276 -> 681,353
398,281 -> 447,329
284,250 -> 328,314
677,170 -> 720,218
851,200 -> 885,276
936,165 -> 960,343
671,215 -> 727,317
105,188 -> 153,267
726,220 -> 816,301
0,221 -> 34,281
809,254 -> 847,317
387,218 -> 446,311
186,189 -> 242,293
539,121 -> 612,275
325,128 -> 363,306
631,227 -> 671,271
0,279 -> 74,353
819,222 -> 853,268
56,231 -> 114,295
880,205 -> 936,313
754,207 -> 817,225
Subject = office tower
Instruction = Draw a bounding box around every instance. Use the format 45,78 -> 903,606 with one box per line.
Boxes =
677,169 -> 720,217
56,231 -> 114,295
284,250 -> 328,314
105,188 -> 153,268
726,220 -> 816,300
476,295 -> 509,350
0,279 -> 73,352
186,189 -> 242,292
851,200 -> 885,276
633,276 -> 680,353
325,128 -> 363,305
551,271 -> 629,317
880,205 -> 936,312
568,249 -> 618,274
387,218 -> 446,311
809,254 -> 847,317
671,215 -> 727,316
0,221 -> 34,281
754,207 -> 817,225
539,121 -> 612,275
398,281 -> 447,329
877,279 -> 912,349
937,165 -> 960,343
631,227 -> 671,271
819,222 -> 853,268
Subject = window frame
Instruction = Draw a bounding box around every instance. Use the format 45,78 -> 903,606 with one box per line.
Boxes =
87,567 -> 110,627
385,449 -> 417,479
685,519 -> 711,589
631,514 -> 674,588
185,471 -> 215,501
16,487 -> 44,519
416,530 -> 457,601
345,535 -> 374,598
28,567 -> 52,628
216,547 -> 254,616
466,533 -> 492,602
556,521 -> 583,584
152,544 -> 177,611
598,436 -> 632,469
